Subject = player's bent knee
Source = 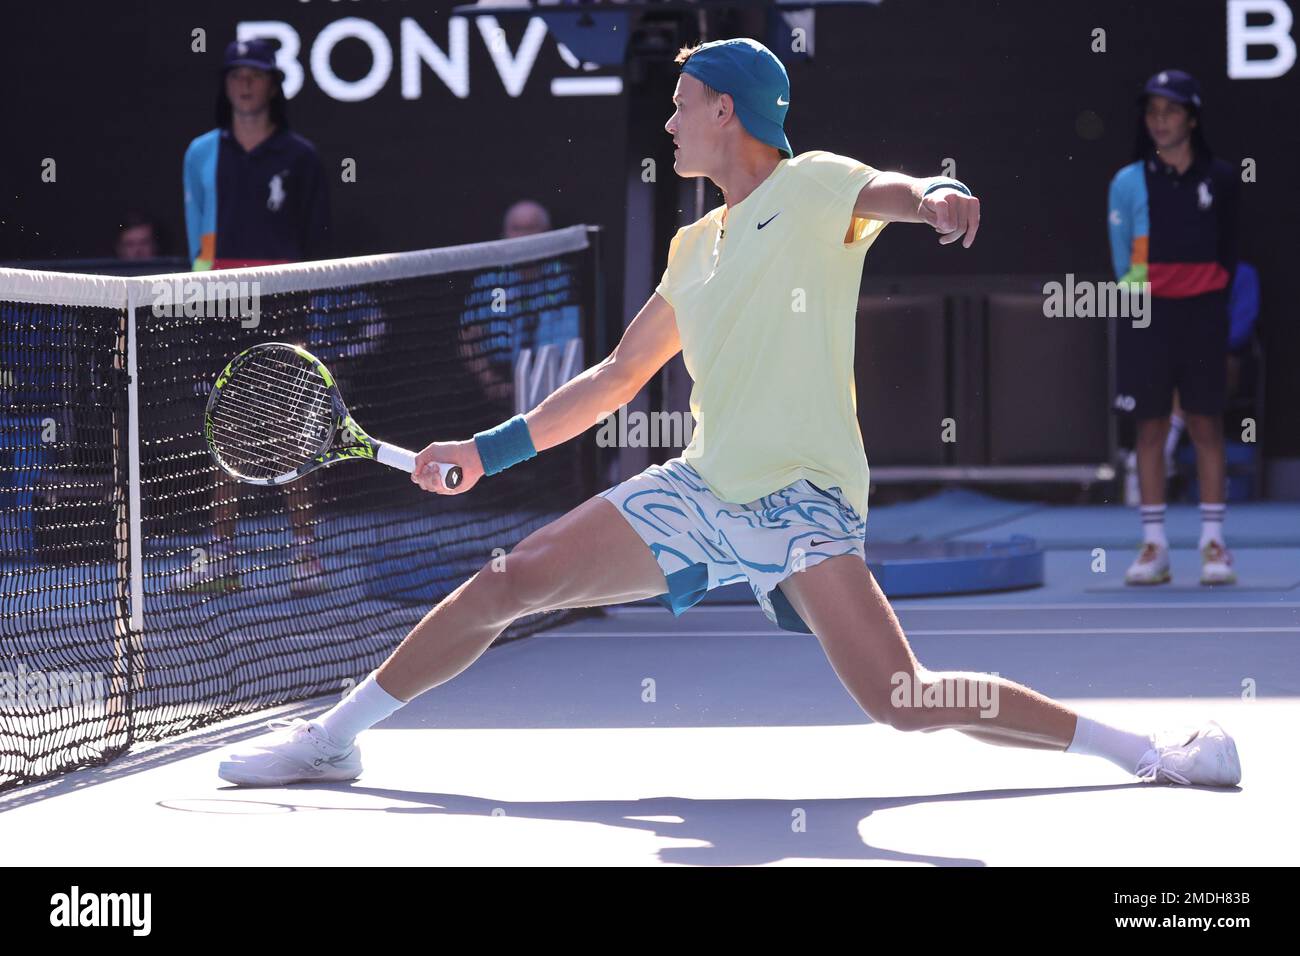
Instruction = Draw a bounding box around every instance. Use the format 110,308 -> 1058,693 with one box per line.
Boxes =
476,544 -> 563,617
886,700 -> 948,733
872,667 -> 947,732
848,690 -> 908,730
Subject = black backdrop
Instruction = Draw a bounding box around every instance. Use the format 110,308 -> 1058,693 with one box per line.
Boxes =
0,1 -> 629,258
2,0 -> 1297,456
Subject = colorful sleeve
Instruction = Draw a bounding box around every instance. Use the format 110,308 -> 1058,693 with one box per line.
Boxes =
1107,163 -> 1148,285
800,151 -> 887,250
183,130 -> 220,271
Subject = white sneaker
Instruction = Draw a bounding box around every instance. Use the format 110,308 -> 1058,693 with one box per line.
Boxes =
1124,542 -> 1171,585
1135,720 -> 1241,787
1200,540 -> 1237,586
218,718 -> 361,786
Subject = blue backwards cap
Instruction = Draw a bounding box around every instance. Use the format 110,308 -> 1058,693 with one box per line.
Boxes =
681,38 -> 793,159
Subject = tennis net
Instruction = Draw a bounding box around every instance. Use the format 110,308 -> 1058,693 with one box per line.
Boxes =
0,226 -> 604,791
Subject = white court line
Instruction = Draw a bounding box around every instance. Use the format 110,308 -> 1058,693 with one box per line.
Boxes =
605,602 -> 1300,613
555,627 -> 1300,637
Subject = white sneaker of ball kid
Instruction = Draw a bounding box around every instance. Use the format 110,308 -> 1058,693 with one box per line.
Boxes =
218,718 -> 361,786
1200,540 -> 1237,585
1124,542 -> 1171,585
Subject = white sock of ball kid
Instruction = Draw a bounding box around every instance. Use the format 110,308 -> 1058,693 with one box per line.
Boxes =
1066,714 -> 1155,776
1140,504 -> 1168,549
1199,502 -> 1226,550
312,672 -> 405,746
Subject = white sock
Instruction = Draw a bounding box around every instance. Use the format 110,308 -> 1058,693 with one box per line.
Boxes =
312,673 -> 406,746
1066,714 -> 1154,776
1199,502 -> 1225,549
1139,504 -> 1168,548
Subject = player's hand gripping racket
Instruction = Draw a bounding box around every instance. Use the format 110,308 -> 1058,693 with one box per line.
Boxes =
204,342 -> 462,488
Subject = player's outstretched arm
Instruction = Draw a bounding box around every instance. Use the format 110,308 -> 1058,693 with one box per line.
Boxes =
526,291 -> 682,453
413,293 -> 682,494
854,173 -> 981,248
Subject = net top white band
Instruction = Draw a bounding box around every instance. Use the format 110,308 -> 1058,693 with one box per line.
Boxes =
0,224 -> 594,308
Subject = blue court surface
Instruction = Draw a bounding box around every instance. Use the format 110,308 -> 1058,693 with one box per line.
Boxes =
3,491 -> 1297,866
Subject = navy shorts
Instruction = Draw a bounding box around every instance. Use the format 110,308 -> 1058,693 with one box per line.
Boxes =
1114,290 -> 1230,420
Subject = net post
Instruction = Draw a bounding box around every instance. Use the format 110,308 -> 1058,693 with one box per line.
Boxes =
108,288 -> 143,746
124,283 -> 145,634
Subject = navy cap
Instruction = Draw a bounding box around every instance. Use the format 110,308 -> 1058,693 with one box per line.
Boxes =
681,38 -> 793,159
223,39 -> 284,81
1140,69 -> 1202,109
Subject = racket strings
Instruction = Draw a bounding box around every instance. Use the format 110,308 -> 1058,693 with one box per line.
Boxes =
211,387 -> 331,474
209,349 -> 336,480
220,368 -> 331,442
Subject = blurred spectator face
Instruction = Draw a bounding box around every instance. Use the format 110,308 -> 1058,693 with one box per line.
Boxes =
226,66 -> 277,117
503,201 -> 552,238
1145,95 -> 1196,151
116,223 -> 159,259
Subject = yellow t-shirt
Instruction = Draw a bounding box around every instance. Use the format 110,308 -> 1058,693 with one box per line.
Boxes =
655,149 -> 887,518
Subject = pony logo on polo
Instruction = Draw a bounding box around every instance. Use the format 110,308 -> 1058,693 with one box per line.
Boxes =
1197,180 -> 1213,210
268,172 -> 288,212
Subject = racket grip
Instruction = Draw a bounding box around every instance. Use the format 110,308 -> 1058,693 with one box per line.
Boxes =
376,443 -> 463,489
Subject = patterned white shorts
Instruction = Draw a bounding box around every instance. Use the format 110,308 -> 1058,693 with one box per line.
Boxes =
597,456 -> 868,633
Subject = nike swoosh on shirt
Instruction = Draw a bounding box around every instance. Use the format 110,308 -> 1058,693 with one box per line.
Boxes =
757,213 -> 781,229
777,96 -> 789,106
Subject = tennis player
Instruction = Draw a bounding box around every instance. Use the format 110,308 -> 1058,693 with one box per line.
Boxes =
219,38 -> 1240,788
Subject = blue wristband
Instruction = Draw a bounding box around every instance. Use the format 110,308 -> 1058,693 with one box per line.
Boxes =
922,179 -> 971,198
473,415 -> 537,476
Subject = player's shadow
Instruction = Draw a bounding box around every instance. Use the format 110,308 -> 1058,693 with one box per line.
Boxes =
176,782 -> 1172,866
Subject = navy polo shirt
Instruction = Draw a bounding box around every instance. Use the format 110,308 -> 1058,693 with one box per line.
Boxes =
184,126 -> 330,268
1108,147 -> 1239,298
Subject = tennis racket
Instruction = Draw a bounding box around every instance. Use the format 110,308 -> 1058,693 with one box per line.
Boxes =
204,341 -> 462,489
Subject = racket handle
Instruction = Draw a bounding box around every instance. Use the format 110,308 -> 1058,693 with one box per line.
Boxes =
376,443 -> 463,489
